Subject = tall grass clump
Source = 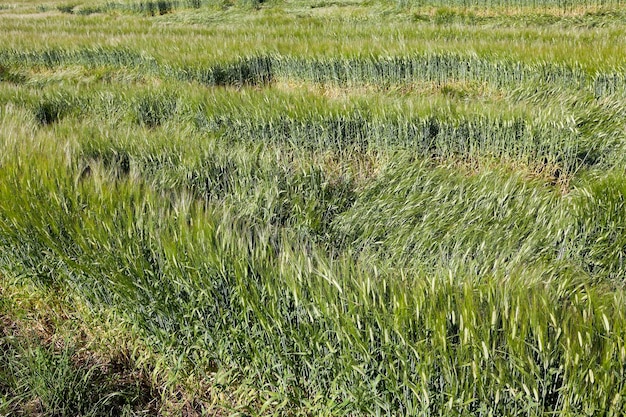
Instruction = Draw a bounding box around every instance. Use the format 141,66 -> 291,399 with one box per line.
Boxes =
34,94 -> 79,126
333,159 -> 567,275
0,340 -> 146,417
0,286 -> 157,417
0,65 -> 26,85
134,92 -> 179,128
567,171 -> 626,279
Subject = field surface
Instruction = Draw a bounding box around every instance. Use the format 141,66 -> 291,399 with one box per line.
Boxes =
1,0 -> 626,415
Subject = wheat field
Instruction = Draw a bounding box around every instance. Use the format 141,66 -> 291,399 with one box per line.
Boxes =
1,0 -> 626,415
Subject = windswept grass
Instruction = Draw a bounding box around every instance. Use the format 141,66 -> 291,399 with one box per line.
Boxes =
2,0 -> 626,414
1,5 -> 626,70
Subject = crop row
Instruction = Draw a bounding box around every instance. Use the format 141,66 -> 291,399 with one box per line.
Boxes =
53,0 -> 626,13
209,114 -> 593,176
401,0 -> 625,7
2,49 -> 626,97
16,88 -> 616,178
54,0 -> 256,16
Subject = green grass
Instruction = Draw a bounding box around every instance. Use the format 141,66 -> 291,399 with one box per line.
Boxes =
0,273 -> 162,416
1,0 -> 626,415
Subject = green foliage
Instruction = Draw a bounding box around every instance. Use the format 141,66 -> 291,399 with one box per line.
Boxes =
2,1 -> 626,414
335,161 -> 562,272
134,93 -> 178,128
3,48 -> 626,96
1,106 -> 626,414
138,0 -> 175,15
34,95 -> 78,126
569,172 -> 626,279
0,65 -> 26,85
0,335 -> 154,417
